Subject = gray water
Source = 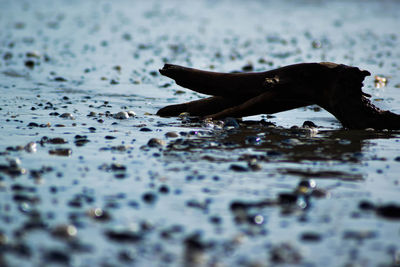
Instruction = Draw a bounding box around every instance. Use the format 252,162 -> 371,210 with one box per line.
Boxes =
1,0 -> 400,266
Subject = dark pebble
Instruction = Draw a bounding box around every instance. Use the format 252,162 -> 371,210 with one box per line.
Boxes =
44,250 -> 70,264
229,164 -> 248,172
27,122 -> 39,127
47,137 -> 67,144
302,121 -> 317,128
230,201 -> 251,212
49,148 -> 72,156
159,185 -> 170,194
376,204 -> 400,219
300,232 -> 322,242
140,127 -> 152,132
105,229 -> 142,243
209,216 -> 222,225
59,113 -> 75,119
54,76 -> 67,82
105,135 -> 116,140
142,192 -> 157,204
24,60 -> 35,69
242,63 -> 254,71
358,200 -> 375,210
147,138 -> 165,147
278,193 -> 298,205
111,163 -> 126,171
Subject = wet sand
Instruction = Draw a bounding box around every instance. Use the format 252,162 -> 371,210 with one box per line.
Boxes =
1,0 -> 400,266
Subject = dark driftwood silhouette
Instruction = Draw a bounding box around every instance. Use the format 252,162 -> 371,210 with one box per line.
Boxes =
157,62 -> 400,130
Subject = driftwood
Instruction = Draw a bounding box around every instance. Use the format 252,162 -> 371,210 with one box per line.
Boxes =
157,62 -> 400,130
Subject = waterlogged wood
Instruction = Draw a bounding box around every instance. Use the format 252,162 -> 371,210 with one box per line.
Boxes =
157,62 -> 400,130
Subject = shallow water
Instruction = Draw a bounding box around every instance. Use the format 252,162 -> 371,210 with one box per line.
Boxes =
1,0 -> 400,266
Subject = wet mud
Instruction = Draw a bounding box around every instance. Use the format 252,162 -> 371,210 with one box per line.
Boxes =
1,0 -> 400,266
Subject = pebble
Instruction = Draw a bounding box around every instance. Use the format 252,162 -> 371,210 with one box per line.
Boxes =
74,135 -> 89,146
105,228 -> 143,243
300,232 -> 322,242
165,131 -> 179,138
49,148 -> 72,156
51,224 -> 78,239
147,138 -> 165,147
142,192 -> 157,204
140,127 -> 152,132
302,121 -> 317,128
127,111 -> 136,117
44,250 -> 70,264
47,137 -> 68,144
27,122 -> 39,127
229,164 -> 248,172
87,208 -> 111,221
376,204 -> 400,219
114,111 -> 129,119
59,113 -> 75,120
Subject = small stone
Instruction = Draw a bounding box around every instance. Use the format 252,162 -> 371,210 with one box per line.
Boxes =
278,193 -> 298,205
47,138 -> 68,144
242,63 -> 254,71
105,228 -> 142,243
54,76 -> 67,82
302,121 -> 317,128
376,204 -> 400,219
24,60 -> 35,69
142,192 -> 157,204
44,250 -> 70,264
59,113 -> 75,120
159,185 -> 170,194
359,200 -> 375,210
140,127 -> 152,132
229,164 -> 248,172
27,122 -> 39,127
24,142 -> 37,153
147,138 -> 165,147
114,111 -> 129,119
87,208 -> 111,221
165,131 -> 179,138
51,224 -> 77,239
127,111 -> 136,117
49,148 -> 72,156
300,232 -> 322,242
7,157 -> 21,168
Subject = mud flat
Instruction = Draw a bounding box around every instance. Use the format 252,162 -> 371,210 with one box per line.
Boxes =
0,0 -> 400,266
